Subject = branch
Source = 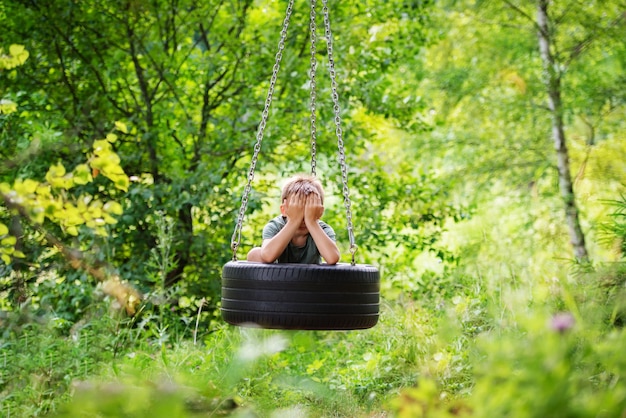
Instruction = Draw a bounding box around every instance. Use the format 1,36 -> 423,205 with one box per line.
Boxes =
25,0 -> 132,117
502,0 -> 542,33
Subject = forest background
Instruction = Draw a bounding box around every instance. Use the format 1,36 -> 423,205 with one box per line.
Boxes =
1,0 -> 626,416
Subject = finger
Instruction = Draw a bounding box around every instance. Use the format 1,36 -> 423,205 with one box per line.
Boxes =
308,193 -> 320,204
291,194 -> 305,208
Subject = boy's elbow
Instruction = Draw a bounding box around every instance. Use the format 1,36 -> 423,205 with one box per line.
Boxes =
259,250 -> 277,264
260,255 -> 276,264
324,252 -> 340,265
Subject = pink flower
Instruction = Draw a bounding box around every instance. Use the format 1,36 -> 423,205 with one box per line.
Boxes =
550,312 -> 575,333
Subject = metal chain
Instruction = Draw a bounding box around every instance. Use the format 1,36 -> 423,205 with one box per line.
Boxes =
309,0 -> 318,176
231,0 -> 294,260
322,0 -> 357,265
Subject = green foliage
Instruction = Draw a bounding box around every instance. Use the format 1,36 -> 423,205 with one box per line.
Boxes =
1,1 -> 626,417
598,196 -> 626,258
23,300 -> 436,417
467,306 -> 626,418
0,133 -> 128,266
0,44 -> 28,115
0,222 -> 19,266
0,303 -> 133,417
0,44 -> 29,71
0,0 -> 438,309
3,252 -> 626,417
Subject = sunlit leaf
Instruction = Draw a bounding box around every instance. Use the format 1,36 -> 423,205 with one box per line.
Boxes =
92,139 -> 112,153
73,164 -> 93,185
114,121 -> 128,133
46,162 -> 67,187
1,236 -> 17,246
104,174 -> 129,192
9,44 -> 29,64
0,99 -> 18,114
104,201 -> 124,215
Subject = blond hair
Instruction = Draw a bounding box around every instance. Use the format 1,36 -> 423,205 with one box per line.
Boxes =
281,174 -> 324,204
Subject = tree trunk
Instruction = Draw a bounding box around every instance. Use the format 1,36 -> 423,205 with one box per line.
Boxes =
536,0 -> 589,262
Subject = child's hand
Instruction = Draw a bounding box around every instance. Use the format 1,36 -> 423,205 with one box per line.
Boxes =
304,192 -> 324,225
284,193 -> 305,224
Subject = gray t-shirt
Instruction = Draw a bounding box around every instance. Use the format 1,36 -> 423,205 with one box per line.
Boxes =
262,216 -> 336,263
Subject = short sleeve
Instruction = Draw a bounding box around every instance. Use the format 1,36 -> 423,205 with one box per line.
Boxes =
319,221 -> 336,242
262,216 -> 285,240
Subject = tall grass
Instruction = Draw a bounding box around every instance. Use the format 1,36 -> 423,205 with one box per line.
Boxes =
2,261 -> 625,417
47,302 -> 439,417
2,194 -> 626,416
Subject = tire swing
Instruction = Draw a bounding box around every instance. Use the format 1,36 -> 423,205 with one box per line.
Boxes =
221,0 -> 380,331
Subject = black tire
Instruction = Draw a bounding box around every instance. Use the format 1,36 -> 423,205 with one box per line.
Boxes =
221,261 -> 380,330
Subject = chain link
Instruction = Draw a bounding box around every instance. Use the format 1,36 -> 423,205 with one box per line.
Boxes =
322,0 -> 357,265
309,0 -> 318,176
231,0 -> 294,260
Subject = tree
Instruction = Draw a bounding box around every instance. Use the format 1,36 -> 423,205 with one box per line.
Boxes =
415,0 -> 626,262
534,0 -> 587,260
1,0 -> 446,318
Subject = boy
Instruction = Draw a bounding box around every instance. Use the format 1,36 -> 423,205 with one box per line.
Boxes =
246,175 -> 340,264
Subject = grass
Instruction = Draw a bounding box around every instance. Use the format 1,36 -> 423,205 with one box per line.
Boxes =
0,296 -> 438,417
3,196 -> 626,416
127,304 -> 430,416
2,261 -> 626,417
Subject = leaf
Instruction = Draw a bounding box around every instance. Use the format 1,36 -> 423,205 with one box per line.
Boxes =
114,121 -> 128,133
31,207 -> 45,224
44,200 -> 63,217
63,203 -> 84,226
1,254 -> 10,265
0,223 -> 8,236
1,236 -> 17,246
106,133 -> 118,143
9,44 -> 29,65
0,44 -> 29,70
13,178 -> 39,195
0,99 -> 18,114
306,358 -> 326,375
103,213 -> 118,224
104,201 -> 124,215
73,164 -> 93,185
22,179 -> 39,194
92,139 -> 112,153
94,226 -> 108,237
45,162 -> 67,188
113,175 -> 130,192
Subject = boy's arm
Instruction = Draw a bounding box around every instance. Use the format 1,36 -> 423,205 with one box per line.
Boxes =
259,194 -> 305,263
307,222 -> 340,265
304,194 -> 340,265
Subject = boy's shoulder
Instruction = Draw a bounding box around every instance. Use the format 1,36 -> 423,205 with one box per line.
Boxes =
267,215 -> 286,226
262,216 -> 286,238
